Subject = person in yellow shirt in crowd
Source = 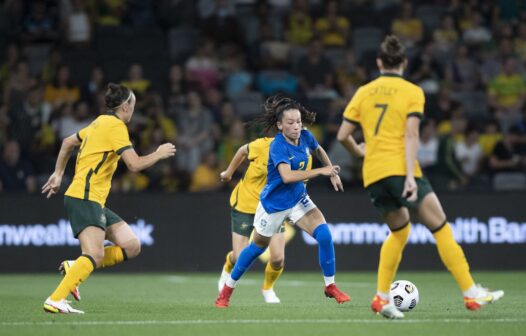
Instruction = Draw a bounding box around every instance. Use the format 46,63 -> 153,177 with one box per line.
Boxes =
391,2 -> 422,48
314,0 -> 349,48
285,0 -> 313,46
41,83 -> 175,314
337,35 -> 503,319
43,65 -> 80,108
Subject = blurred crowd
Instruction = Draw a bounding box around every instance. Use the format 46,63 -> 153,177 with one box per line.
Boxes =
1,0 -> 526,194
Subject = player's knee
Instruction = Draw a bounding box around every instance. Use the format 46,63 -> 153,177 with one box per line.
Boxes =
270,257 -> 284,269
313,224 -> 333,245
88,251 -> 104,267
124,238 -> 141,259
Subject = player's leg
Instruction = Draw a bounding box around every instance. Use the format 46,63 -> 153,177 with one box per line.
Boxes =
216,203 -> 284,307
417,192 -> 504,310
104,220 -> 141,267
293,196 -> 349,304
218,209 -> 252,291
262,231 -> 285,303
44,226 -> 104,314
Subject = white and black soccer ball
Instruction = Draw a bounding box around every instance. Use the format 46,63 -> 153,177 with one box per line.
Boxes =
389,280 -> 419,312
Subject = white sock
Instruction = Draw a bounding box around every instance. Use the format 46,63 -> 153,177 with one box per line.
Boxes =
463,284 -> 479,298
377,291 -> 389,301
323,276 -> 335,286
226,276 -> 238,288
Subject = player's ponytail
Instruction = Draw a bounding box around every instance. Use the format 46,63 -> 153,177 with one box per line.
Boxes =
251,94 -> 316,135
105,83 -> 133,111
378,35 -> 406,69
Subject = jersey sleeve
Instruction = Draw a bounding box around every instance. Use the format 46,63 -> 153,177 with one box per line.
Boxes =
269,140 -> 289,168
406,86 -> 425,119
76,124 -> 91,142
342,87 -> 362,124
304,130 -> 319,151
109,123 -> 133,155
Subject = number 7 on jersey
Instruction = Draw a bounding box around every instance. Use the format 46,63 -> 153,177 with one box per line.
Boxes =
374,104 -> 388,136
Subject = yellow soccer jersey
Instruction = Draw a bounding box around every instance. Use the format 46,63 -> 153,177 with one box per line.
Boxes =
343,73 -> 424,187
65,114 -> 133,206
230,137 -> 272,214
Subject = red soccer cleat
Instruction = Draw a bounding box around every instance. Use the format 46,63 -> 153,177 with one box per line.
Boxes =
324,283 -> 351,304
215,285 -> 234,308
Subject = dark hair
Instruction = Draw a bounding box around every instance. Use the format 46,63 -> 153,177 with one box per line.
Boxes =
105,83 -> 132,110
378,35 -> 406,69
252,94 -> 316,135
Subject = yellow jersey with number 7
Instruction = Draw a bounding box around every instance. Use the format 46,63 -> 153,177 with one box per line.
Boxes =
65,114 -> 133,206
343,73 -> 424,187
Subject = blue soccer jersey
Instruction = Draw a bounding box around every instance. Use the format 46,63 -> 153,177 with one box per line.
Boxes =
260,129 -> 319,213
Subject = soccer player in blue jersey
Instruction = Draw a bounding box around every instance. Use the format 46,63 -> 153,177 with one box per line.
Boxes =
215,95 -> 350,308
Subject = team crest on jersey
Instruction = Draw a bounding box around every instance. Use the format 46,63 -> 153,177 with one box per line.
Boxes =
260,219 -> 267,228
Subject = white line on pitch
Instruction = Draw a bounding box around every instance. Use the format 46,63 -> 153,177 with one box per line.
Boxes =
2,318 -> 525,327
164,276 -> 373,287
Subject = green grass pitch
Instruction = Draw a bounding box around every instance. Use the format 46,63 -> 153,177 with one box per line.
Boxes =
1,272 -> 524,336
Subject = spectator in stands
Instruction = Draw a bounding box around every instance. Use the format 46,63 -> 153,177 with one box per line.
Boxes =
41,48 -> 62,84
0,140 -> 37,193
285,0 -> 313,46
3,61 -> 37,107
43,64 -> 80,108
21,0 -> 58,43
83,66 -> 105,103
409,43 -> 443,94
218,118 -> 246,168
462,11 -> 492,47
335,49 -> 367,93
95,0 -> 127,26
488,58 -> 526,132
314,0 -> 350,48
418,119 -> 439,175
121,63 -> 151,97
224,53 -> 253,98
431,86 -> 461,122
185,40 -> 221,91
175,91 -> 215,173
54,101 -> 92,140
433,15 -> 459,55
514,21 -> 526,63
297,38 -> 336,99
479,118 -> 503,157
489,126 -> 526,174
455,125 -> 483,179
165,64 -> 187,109
190,151 -> 222,192
446,44 -> 480,92
391,1 -> 423,48
60,0 -> 93,48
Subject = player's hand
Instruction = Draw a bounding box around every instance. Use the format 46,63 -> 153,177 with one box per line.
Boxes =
330,174 -> 344,192
156,143 -> 176,159
219,170 -> 232,182
320,165 -> 340,177
402,176 -> 418,202
41,172 -> 62,199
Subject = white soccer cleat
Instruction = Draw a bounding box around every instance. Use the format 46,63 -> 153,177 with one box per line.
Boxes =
59,260 -> 81,301
218,270 -> 230,292
43,297 -> 84,314
262,288 -> 281,303
371,295 -> 404,319
464,284 -> 504,311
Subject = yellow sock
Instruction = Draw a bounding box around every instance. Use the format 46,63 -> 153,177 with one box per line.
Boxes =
100,246 -> 126,268
263,262 -> 284,290
377,223 -> 411,293
223,251 -> 234,273
50,255 -> 95,301
433,222 -> 475,292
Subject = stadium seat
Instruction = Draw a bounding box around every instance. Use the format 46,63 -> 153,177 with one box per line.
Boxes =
352,27 -> 384,59
493,172 -> 526,191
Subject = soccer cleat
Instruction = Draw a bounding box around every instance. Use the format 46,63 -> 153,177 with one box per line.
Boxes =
371,295 -> 405,319
43,297 -> 84,314
324,283 -> 351,304
215,285 -> 234,308
464,285 -> 504,311
59,260 -> 81,301
218,270 -> 230,292
262,288 -> 281,303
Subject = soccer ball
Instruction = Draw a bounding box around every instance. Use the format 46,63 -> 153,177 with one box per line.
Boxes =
389,280 -> 419,312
